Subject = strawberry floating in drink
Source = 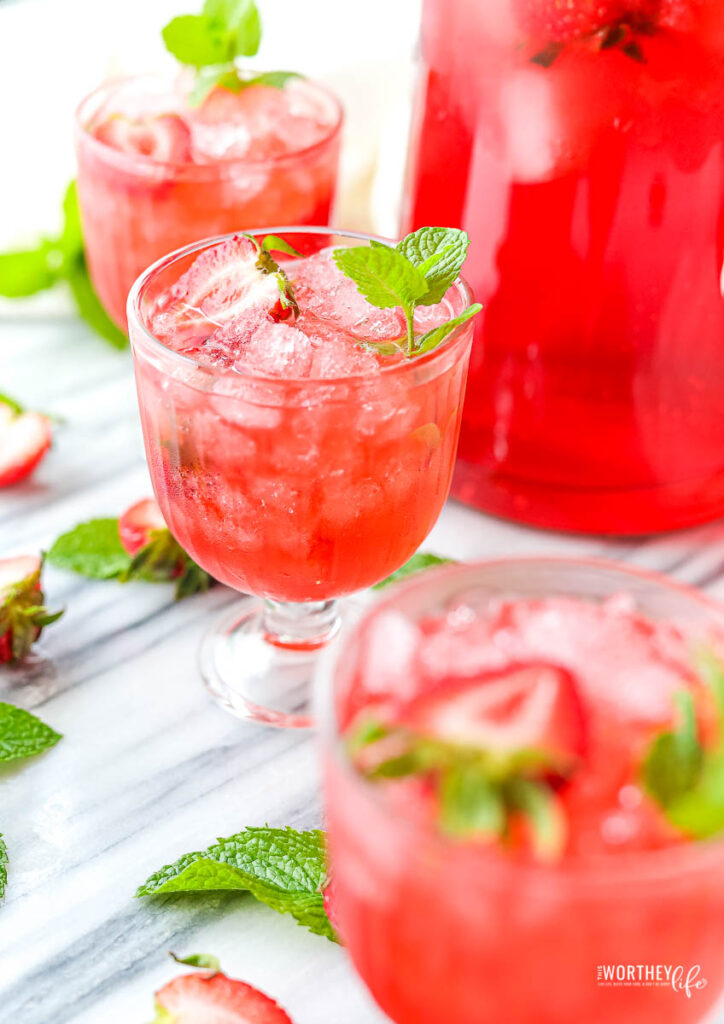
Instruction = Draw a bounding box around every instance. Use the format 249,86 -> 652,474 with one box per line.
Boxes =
0,556 -> 63,663
149,954 -> 293,1024
324,558 -> 724,1024
0,395 -> 52,488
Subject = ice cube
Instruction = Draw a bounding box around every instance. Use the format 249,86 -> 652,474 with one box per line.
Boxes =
233,319 -> 315,378
288,252 -> 405,343
358,609 -> 423,700
188,79 -> 337,163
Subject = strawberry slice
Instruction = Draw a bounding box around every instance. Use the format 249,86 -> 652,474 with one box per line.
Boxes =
0,555 -> 62,663
152,967 -> 294,1024
118,498 -> 167,557
405,663 -> 587,765
92,113 -> 192,162
171,235 -> 281,321
0,402 -> 52,487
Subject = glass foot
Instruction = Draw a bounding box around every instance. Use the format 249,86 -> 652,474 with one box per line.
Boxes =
199,597 -> 340,728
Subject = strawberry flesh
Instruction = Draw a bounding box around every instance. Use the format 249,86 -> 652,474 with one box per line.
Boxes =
0,409 -> 52,487
118,498 -> 168,557
517,0 -> 627,43
404,662 -> 587,765
155,971 -> 294,1024
92,113 -> 192,163
152,235 -> 282,343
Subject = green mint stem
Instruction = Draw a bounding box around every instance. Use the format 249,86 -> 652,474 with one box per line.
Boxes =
404,304 -> 416,356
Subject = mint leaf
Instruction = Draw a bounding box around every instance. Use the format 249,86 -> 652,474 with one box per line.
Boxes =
170,952 -> 221,974
642,691 -> 703,807
416,303 -> 481,355
187,66 -> 240,105
0,242 -> 63,298
66,260 -> 128,349
439,765 -> 505,839
205,0 -> 261,58
137,826 -> 336,941
397,227 -> 471,305
248,71 -> 299,89
373,551 -> 456,590
48,519 -> 131,579
0,703 -> 62,762
0,835 -> 7,899
162,15 -> 229,67
332,244 -> 428,311
59,181 -> 84,263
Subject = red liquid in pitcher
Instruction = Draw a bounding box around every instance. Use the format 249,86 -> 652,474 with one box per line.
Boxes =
404,1 -> 724,533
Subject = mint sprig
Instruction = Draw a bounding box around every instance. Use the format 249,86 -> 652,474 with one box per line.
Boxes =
48,517 -> 212,600
642,653 -> 724,840
350,722 -> 568,860
0,702 -> 62,762
0,181 -> 126,349
136,826 -> 336,942
332,227 -> 481,357
373,551 -> 457,590
163,0 -> 299,106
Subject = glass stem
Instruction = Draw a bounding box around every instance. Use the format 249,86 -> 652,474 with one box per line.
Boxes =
263,599 -> 340,651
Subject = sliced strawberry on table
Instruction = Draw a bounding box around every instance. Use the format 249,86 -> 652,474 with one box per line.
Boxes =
151,956 -> 294,1024
0,555 -> 63,663
92,113 -> 192,162
405,662 -> 588,768
0,399 -> 52,487
118,497 -> 168,557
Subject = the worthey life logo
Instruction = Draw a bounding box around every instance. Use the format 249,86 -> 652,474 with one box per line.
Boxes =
597,964 -> 707,998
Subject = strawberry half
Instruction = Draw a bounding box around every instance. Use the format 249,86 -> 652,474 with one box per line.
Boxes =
152,963 -> 294,1024
405,663 -> 587,768
0,555 -> 63,663
118,498 -> 168,557
0,400 -> 52,487
92,113 -> 192,163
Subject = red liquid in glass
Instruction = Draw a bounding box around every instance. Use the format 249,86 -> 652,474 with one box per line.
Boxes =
403,1 -> 724,533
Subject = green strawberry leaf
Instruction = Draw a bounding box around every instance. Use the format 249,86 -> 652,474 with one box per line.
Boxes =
261,235 -> 302,258
65,259 -> 128,349
137,826 -> 336,941
397,227 -> 471,305
0,392 -> 25,415
121,529 -> 212,600
506,777 -> 566,861
0,835 -> 7,899
373,551 -> 456,590
415,304 -> 482,355
48,518 -> 131,579
170,952 -> 221,974
0,703 -> 62,762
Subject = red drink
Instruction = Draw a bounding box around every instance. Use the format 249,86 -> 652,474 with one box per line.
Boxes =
323,559 -> 724,1023
128,228 -> 473,725
76,75 -> 342,329
403,2 -> 724,533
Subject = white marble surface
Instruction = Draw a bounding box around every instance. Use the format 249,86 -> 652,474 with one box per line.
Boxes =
3,315 -> 724,1023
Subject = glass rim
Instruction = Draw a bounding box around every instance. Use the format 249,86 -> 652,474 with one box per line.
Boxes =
127,226 -> 476,386
318,554 -> 724,886
74,71 -> 344,174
